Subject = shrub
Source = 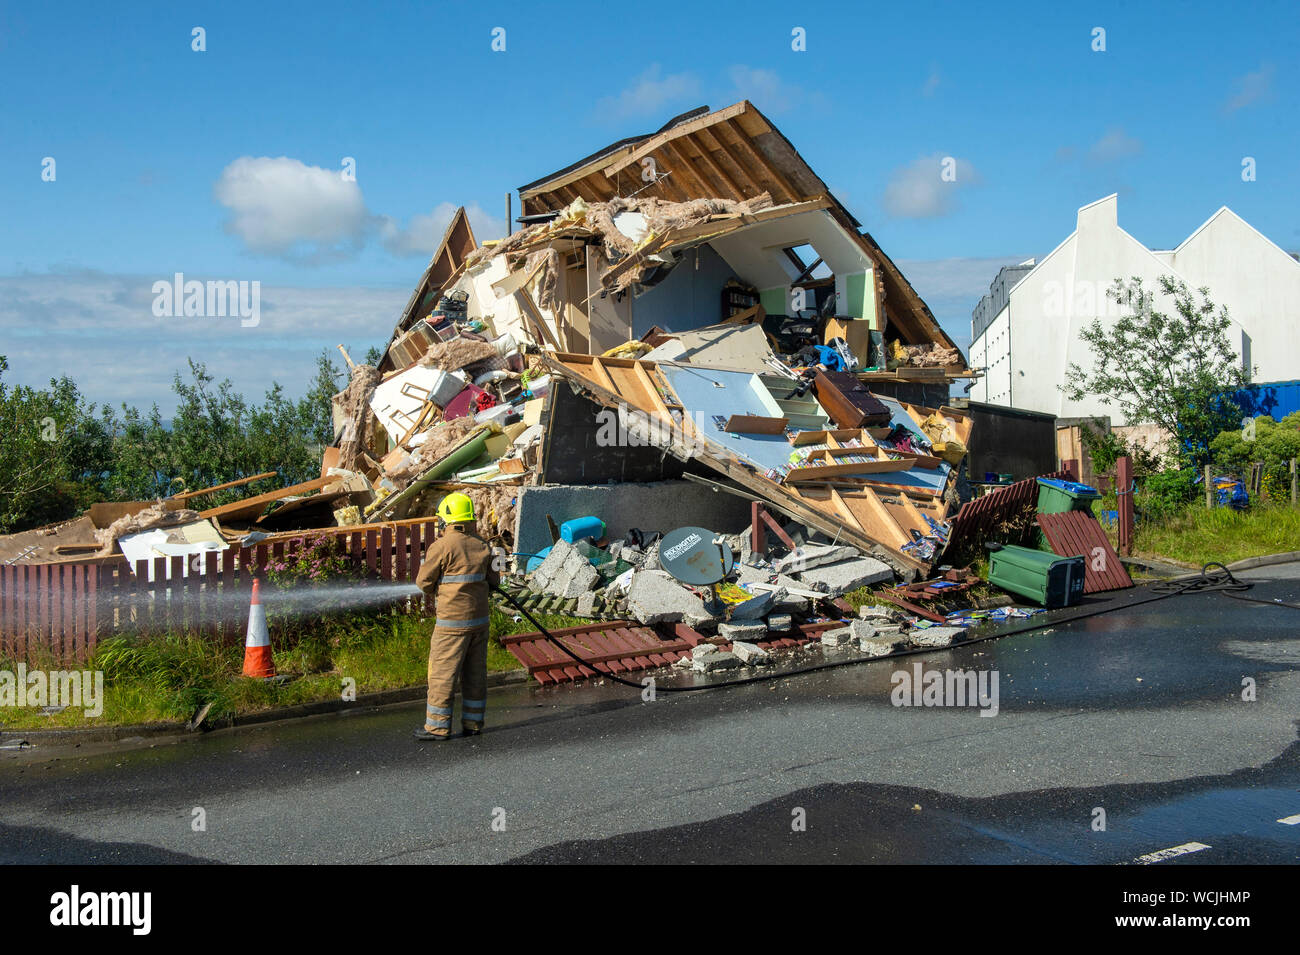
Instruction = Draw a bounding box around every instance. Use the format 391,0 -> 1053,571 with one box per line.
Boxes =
1208,412 -> 1300,502
1138,468 -> 1197,521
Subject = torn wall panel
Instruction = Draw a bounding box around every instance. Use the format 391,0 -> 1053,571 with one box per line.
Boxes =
542,353 -> 930,574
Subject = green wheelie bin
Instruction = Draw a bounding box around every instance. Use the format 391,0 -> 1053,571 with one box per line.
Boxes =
985,542 -> 1086,608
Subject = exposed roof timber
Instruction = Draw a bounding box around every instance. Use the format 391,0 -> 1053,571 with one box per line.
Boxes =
603,102 -> 756,177
512,101 -> 962,360
517,105 -> 710,199
380,207 -> 477,371
720,118 -> 797,204
661,138 -> 713,197
522,102 -> 823,216
686,125 -> 748,197
644,154 -> 691,202
396,206 -> 476,329
694,123 -> 767,201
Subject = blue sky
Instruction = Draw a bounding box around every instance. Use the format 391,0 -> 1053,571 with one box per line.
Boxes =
1,1 -> 1295,412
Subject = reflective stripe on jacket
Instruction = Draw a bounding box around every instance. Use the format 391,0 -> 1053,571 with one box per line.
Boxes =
414,524 -> 499,632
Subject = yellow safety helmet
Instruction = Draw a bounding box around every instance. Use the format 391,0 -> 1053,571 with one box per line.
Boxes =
437,492 -> 475,524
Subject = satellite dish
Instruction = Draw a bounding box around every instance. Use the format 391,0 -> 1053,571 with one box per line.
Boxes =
658,526 -> 734,586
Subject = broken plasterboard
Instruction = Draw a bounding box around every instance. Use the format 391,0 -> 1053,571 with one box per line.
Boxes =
369,365 -> 467,443
650,322 -> 777,375
118,519 -> 228,581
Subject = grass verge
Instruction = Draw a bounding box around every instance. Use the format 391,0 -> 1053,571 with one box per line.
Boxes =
0,600 -> 587,731
1130,503 -> 1300,567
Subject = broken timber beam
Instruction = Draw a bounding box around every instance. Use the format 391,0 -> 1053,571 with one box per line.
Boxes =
540,353 -> 925,577
198,476 -> 335,521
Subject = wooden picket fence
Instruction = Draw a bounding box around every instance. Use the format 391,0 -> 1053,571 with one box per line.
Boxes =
0,520 -> 440,664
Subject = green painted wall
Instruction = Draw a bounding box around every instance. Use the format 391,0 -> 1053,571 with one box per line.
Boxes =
844,269 -> 877,326
760,286 -> 788,317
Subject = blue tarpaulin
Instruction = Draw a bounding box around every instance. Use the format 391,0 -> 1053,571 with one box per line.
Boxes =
1220,380 -> 1300,423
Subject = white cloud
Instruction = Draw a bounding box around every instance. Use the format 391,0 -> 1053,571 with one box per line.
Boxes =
921,65 -> 941,97
1225,63 -> 1275,113
595,65 -> 701,120
881,154 -> 979,219
214,157 -> 369,260
1087,127 -> 1142,163
0,270 -> 407,414
723,65 -> 812,114
214,156 -> 502,263
379,202 -> 507,257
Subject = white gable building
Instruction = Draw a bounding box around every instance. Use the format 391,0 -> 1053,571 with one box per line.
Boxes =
969,194 -> 1300,424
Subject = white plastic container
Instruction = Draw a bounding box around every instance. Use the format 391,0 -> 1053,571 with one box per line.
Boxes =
474,403 -> 513,427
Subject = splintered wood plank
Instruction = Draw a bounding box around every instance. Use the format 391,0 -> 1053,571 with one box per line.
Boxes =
835,487 -> 913,550
199,476 -> 334,521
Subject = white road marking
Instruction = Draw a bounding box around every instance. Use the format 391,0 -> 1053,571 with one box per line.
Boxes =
1134,842 -> 1211,864
1277,814 -> 1300,825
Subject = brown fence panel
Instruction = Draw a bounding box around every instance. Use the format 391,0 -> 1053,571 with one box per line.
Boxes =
0,519 -> 444,664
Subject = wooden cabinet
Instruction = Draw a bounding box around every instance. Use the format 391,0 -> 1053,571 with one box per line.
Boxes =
813,371 -> 893,429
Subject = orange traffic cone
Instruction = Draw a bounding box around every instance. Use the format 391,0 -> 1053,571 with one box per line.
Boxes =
242,578 -> 275,678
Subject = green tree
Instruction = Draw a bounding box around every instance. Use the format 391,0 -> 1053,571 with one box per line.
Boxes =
1062,276 -> 1251,467
161,360 -> 333,504
0,352 -> 350,532
300,348 -> 345,450
103,402 -> 173,500
0,356 -> 116,532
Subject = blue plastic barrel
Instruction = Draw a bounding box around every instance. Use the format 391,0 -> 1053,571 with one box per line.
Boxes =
560,516 -> 606,544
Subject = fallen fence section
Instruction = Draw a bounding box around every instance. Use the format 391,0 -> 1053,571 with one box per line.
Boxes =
502,618 -> 843,686
1037,511 -> 1133,593
942,469 -> 1072,561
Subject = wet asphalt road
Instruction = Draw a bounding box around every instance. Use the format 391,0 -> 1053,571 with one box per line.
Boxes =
2,565 -> 1298,864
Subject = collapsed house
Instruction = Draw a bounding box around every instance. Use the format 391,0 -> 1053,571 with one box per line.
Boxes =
354,102 -> 979,575
3,101 -> 1011,669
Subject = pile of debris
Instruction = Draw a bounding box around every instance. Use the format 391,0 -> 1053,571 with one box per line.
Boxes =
2,102 -> 991,625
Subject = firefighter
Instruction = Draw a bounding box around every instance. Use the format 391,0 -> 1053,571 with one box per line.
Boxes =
412,492 -> 500,741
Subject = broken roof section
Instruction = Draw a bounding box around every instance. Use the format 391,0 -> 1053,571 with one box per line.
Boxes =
516,100 -> 962,361
380,207 -> 478,375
